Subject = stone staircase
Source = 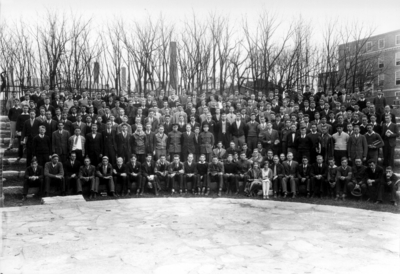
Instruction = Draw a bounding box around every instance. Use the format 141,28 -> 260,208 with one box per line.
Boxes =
1,115 -> 400,206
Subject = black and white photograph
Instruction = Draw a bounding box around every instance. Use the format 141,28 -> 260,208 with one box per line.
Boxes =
0,0 -> 399,273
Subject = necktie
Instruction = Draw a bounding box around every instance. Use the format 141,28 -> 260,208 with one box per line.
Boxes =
103,165 -> 107,174
74,136 -> 78,145
274,165 -> 276,176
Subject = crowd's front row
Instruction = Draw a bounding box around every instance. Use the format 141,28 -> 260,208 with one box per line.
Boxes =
23,149 -> 399,206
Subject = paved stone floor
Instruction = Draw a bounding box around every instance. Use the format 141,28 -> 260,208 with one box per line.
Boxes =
1,198 -> 399,274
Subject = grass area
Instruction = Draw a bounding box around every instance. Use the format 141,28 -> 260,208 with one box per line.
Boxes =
4,189 -> 399,214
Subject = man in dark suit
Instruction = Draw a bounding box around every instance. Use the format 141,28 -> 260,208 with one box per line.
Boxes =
183,153 -> 198,194
216,113 -> 231,149
230,114 -> 246,148
297,156 -> 312,197
113,157 -> 128,196
269,155 -> 285,198
168,154 -> 184,194
282,152 -> 299,198
85,124 -> 103,167
43,97 -> 55,116
372,91 -> 386,116
61,112 -> 74,135
52,121 -> 71,164
141,154 -> 158,195
116,123 -> 131,163
182,124 -> 196,162
310,155 -> 328,197
44,154 -> 65,196
43,110 -> 58,140
381,114 -> 399,168
95,156 -> 117,197
77,157 -> 96,198
127,154 -> 143,195
32,126 -> 51,168
22,158 -> 44,201
63,152 -> 81,194
71,114 -> 87,136
103,121 -> 117,165
162,115 -> 174,135
22,109 -> 42,166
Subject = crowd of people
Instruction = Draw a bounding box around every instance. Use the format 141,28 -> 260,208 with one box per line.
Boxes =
5,85 -> 399,206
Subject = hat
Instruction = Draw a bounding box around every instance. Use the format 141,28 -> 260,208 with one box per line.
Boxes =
51,154 -> 59,159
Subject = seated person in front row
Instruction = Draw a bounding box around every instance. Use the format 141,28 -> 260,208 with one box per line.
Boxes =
223,154 -> 237,195
127,154 -> 143,196
44,154 -> 65,197
376,166 -> 399,206
196,154 -> 209,195
22,157 -> 43,201
207,155 -> 224,197
270,155 -> 284,198
168,154 -> 184,194
183,153 -> 198,194
77,157 -> 96,199
113,157 -> 128,197
63,152 -> 81,194
141,154 -> 159,196
95,156 -> 117,197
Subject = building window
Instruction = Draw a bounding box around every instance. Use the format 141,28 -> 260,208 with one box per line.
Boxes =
396,52 -> 400,66
378,57 -> 384,68
378,39 -> 385,49
366,41 -> 372,52
396,35 -> 400,45
378,74 -> 385,86
396,71 -> 400,86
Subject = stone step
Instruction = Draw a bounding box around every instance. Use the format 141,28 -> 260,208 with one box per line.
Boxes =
2,170 -> 24,178
0,115 -> 8,121
41,195 -> 86,205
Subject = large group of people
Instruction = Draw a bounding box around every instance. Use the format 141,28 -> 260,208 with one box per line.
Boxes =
5,85 -> 399,206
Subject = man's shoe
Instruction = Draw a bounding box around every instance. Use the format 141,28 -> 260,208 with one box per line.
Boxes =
235,191 -> 239,195
111,192 -> 118,198
93,193 -> 97,199
334,196 -> 339,201
21,196 -> 27,202
217,191 -> 222,197
192,189 -> 195,195
342,196 -> 346,202
205,189 -> 210,196
179,189 -> 183,195
307,192 -> 310,198
89,194 -> 93,199
283,193 -> 287,198
292,194 -> 296,199
374,200 -> 382,204
393,202 -> 398,206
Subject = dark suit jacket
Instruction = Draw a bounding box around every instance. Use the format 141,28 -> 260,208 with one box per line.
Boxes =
72,122 -> 87,136
182,131 -> 196,153
52,130 -> 71,155
230,121 -> 246,137
86,133 -> 103,157
24,166 -> 44,180
126,161 -> 142,175
103,130 -> 117,157
78,165 -> 96,179
269,163 -> 285,178
310,163 -> 328,179
63,160 -> 81,177
297,164 -> 312,179
22,119 -> 42,146
116,132 -> 131,157
43,120 -> 58,139
381,122 -> 399,147
141,160 -> 156,176
282,161 -> 299,177
96,163 -> 113,177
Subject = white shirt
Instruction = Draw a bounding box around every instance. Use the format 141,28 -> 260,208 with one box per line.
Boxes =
72,135 -> 82,151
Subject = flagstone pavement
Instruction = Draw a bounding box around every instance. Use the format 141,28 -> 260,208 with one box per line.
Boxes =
1,198 -> 399,274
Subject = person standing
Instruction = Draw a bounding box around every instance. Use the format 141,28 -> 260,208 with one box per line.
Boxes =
182,124 -> 196,162
332,125 -> 349,167
116,123 -> 131,163
153,125 -> 168,161
103,120 -> 118,165
347,125 -> 368,164
85,124 -> 103,167
22,109 -> 42,166
199,123 -> 214,162
6,98 -> 22,151
32,126 -> 51,168
167,124 -> 182,162
52,121 -> 71,164
364,123 -> 384,164
381,114 -> 399,168
230,113 -> 246,148
63,152 -> 81,194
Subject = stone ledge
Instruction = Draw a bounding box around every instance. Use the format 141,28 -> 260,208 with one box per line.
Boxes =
41,195 -> 86,205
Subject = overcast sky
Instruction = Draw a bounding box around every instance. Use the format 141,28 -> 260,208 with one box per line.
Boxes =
1,0 -> 399,40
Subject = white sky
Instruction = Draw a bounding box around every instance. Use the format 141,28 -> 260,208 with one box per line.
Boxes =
1,0 -> 399,44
